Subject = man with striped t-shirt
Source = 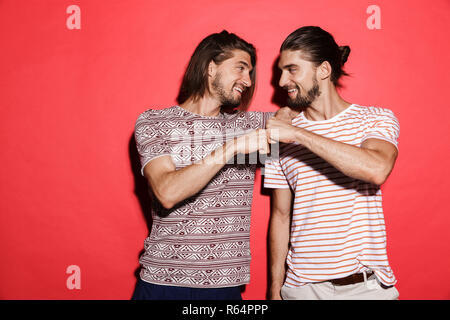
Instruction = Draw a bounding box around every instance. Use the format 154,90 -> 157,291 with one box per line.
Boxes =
264,26 -> 400,300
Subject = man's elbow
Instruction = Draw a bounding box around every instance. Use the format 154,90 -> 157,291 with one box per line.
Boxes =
369,165 -> 393,186
159,196 -> 176,210
156,190 -> 178,210
147,182 -> 177,210
371,174 -> 387,186
271,208 -> 291,222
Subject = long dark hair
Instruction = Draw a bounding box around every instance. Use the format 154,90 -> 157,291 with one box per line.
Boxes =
176,30 -> 257,110
281,26 -> 350,87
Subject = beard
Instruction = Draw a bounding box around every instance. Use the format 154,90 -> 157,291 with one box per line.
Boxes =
211,72 -> 241,109
286,77 -> 321,109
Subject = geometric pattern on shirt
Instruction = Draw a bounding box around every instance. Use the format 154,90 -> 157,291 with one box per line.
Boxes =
135,106 -> 273,288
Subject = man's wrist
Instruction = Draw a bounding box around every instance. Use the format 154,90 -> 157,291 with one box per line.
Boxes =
227,137 -> 239,157
293,126 -> 306,145
219,138 -> 238,163
269,282 -> 283,292
269,284 -> 283,298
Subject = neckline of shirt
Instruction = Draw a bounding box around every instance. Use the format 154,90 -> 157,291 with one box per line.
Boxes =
174,105 -> 225,119
296,103 -> 358,124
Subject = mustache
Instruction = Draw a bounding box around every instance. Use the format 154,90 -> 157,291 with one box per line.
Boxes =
233,83 -> 248,92
283,85 -> 299,91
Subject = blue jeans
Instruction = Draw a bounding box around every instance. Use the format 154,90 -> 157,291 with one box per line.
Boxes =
131,278 -> 243,300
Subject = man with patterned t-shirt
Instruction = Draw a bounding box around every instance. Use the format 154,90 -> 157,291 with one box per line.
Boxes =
264,26 -> 400,300
132,30 -> 284,300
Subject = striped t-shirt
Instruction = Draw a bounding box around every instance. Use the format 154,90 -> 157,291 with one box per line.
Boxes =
135,106 -> 273,288
264,104 -> 400,287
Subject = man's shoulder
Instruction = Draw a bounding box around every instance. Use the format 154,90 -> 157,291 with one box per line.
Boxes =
225,110 -> 274,129
227,110 -> 262,119
225,111 -> 255,130
136,106 -> 179,121
351,104 -> 396,118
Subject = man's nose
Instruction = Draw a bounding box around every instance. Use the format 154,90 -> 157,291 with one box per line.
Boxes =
242,73 -> 252,87
279,72 -> 289,88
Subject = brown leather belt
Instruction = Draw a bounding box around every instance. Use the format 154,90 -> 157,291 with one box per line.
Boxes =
329,272 -> 372,286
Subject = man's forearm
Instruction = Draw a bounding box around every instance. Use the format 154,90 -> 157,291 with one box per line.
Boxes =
148,128 -> 268,209
156,139 -> 237,209
269,211 -> 290,298
293,127 -> 393,185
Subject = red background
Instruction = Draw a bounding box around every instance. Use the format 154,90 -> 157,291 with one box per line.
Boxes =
1,0 -> 449,300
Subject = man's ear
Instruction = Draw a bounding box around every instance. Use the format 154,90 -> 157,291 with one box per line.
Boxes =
208,60 -> 218,78
317,61 -> 332,81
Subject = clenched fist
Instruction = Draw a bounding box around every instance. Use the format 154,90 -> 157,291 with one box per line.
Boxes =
266,117 -> 298,144
235,129 -> 270,155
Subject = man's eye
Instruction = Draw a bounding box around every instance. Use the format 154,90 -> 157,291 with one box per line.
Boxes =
289,68 -> 296,73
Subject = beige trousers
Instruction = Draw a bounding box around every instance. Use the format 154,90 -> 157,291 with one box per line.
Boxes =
281,273 -> 399,300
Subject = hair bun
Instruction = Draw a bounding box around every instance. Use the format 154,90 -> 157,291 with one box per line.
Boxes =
339,45 -> 351,65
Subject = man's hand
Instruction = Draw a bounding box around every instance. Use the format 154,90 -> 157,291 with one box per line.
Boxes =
266,117 -> 298,144
235,129 -> 270,155
273,106 -> 300,122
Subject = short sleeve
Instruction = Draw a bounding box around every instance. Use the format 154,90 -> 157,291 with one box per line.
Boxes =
361,108 -> 400,149
263,156 -> 290,189
134,111 -> 171,176
245,111 -> 276,129
262,111 -> 276,128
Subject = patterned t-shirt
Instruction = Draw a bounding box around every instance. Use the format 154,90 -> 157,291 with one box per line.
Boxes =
264,104 -> 400,287
134,105 -> 273,288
